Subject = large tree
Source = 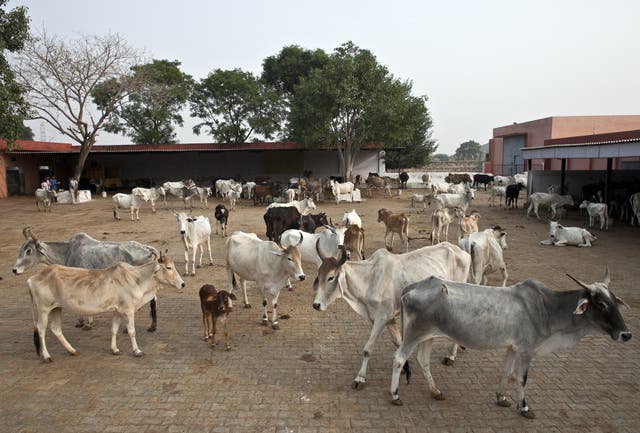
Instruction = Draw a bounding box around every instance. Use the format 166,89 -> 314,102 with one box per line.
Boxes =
14,31 -> 142,177
0,0 -> 30,145
190,68 -> 285,144
103,59 -> 193,144
453,140 -> 484,160
261,45 -> 328,98
289,41 -> 435,180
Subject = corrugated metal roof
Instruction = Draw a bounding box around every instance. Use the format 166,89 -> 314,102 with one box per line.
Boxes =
543,129 -> 640,146
522,138 -> 640,160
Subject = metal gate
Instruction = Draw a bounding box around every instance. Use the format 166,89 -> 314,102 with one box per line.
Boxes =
6,167 -> 23,195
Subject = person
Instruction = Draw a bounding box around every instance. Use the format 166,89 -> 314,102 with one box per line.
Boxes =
69,176 -> 79,204
48,176 -> 58,192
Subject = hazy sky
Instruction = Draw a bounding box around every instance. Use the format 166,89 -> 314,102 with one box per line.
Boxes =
9,0 -> 640,154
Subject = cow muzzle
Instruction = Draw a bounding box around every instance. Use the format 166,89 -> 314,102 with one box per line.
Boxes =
180,230 -> 186,235
12,267 -> 22,275
619,331 -> 632,342
298,274 -> 306,281
312,302 -> 321,311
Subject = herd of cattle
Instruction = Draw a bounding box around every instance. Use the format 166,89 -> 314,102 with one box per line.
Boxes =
16,171 -> 637,420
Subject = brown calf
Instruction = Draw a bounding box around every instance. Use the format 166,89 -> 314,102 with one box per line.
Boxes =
459,210 -> 480,239
199,284 -> 237,350
344,224 -> 366,260
377,208 -> 409,252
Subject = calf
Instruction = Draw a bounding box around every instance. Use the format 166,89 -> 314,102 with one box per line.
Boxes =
195,187 -> 213,208
214,204 -> 229,237
431,182 -> 450,194
399,172 -> 409,189
459,226 -> 508,286
527,192 -> 574,220
377,208 -> 409,252
300,212 -> 330,233
458,210 -> 480,239
410,193 -> 433,211
342,209 -> 362,228
540,221 -> 597,247
630,192 -> 640,226
199,284 -> 237,350
579,200 -> 609,230
430,207 -> 461,245
488,186 -> 506,207
505,183 -> 525,208
434,189 -> 474,213
173,211 -> 214,275
344,224 -> 366,260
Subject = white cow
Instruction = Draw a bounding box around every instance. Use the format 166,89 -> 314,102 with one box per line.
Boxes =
224,231 -> 305,329
266,197 -> 317,214
579,200 -> 609,230
434,189 -> 474,213
112,192 -> 145,221
285,188 -> 298,203
430,208 -> 455,245
330,180 -> 355,204
131,187 -> 166,212
280,227 -> 346,268
311,242 -> 471,389
215,179 -> 237,199
540,221 -> 597,247
410,193 -> 432,211
162,180 -> 197,209
488,186 -> 506,207
173,211 -> 214,275
342,209 -> 362,228
195,187 -> 213,208
459,227 -> 508,286
527,193 -> 574,220
629,192 -> 640,226
447,183 -> 467,194
35,188 -> 56,212
513,173 -> 528,187
27,252 -> 184,361
225,189 -> 238,210
242,182 -> 256,200
431,182 -> 451,194
494,175 -> 514,185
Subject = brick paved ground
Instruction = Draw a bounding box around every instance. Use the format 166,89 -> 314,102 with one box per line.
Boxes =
0,192 -> 638,432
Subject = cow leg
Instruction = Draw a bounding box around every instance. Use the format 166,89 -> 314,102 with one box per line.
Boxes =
202,311 -> 210,340
260,290 -> 269,326
499,265 -> 508,287
111,313 -> 123,355
209,313 -> 217,346
147,297 -> 157,332
442,343 -> 459,366
83,316 -> 94,330
197,244 -> 203,268
206,238 -> 214,266
151,199 -> 156,213
49,308 -> 76,355
221,315 -> 231,350
496,347 -> 517,408
130,207 -> 134,221
124,310 -> 143,357
270,289 -> 281,330
416,340 -> 444,400
514,352 -> 534,418
193,245 -> 200,274
353,317 -> 387,389
36,310 -> 52,362
135,208 -> 140,221
390,338 -> 421,406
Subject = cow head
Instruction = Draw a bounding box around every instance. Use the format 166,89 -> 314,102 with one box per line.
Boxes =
273,233 -> 305,282
491,225 -> 508,249
547,221 -> 562,242
312,241 -> 349,311
173,211 -> 191,235
568,269 -> 631,342
153,250 -> 185,290
377,208 -> 390,223
12,226 -> 46,275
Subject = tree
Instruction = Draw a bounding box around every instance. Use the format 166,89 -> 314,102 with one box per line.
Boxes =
261,45 -> 328,98
103,59 -> 193,144
289,41 -> 435,180
190,68 -> 285,144
432,153 -> 450,162
14,31 -> 142,178
0,0 -> 30,145
453,140 -> 484,160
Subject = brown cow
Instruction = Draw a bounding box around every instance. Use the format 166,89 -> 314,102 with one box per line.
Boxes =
199,284 -> 237,350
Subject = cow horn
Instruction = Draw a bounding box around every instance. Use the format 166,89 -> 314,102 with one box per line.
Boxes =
324,224 -> 336,233
566,274 -> 595,294
315,238 -> 327,260
296,232 -> 304,247
336,245 -> 348,266
603,267 -> 611,286
22,226 -> 31,240
24,226 -> 38,242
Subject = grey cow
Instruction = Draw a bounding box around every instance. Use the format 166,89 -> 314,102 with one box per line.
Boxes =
389,270 -> 631,419
13,227 -> 160,331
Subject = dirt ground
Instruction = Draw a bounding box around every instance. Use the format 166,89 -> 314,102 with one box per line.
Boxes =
0,188 -> 638,433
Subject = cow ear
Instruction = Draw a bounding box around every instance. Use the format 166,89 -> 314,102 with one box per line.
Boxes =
615,295 -> 631,310
229,293 -> 237,301
574,298 -> 589,315
271,250 -> 285,257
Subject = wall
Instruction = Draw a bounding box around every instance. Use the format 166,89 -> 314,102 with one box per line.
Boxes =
551,116 -> 640,139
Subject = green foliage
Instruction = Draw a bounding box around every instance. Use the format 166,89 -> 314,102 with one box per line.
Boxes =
432,153 -> 450,162
453,140 -> 484,160
190,68 -> 285,144
289,41 -> 435,178
0,0 -> 30,144
261,45 -> 328,97
102,59 -> 193,144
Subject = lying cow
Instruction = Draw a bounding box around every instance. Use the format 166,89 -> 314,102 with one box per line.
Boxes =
540,221 -> 597,247
28,252 -> 184,362
389,270 -> 631,419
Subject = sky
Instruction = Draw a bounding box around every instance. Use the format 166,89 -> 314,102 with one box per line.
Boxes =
9,0 -> 640,155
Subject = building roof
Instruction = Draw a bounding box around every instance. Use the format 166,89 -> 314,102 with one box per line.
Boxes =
543,129 -> 640,146
521,130 -> 640,160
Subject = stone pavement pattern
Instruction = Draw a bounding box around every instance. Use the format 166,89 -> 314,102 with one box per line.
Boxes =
0,194 -> 638,432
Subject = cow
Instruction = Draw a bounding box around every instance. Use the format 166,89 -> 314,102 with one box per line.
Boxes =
163,180 -> 197,208
434,189 -> 474,213
505,183 -> 525,208
280,227 -> 346,268
242,181 -> 256,200
629,192 -> 640,226
263,206 -> 302,241
410,193 -> 433,211
431,207 -> 462,245
112,192 -> 146,221
225,189 -> 238,210
377,208 -> 409,252
215,179 -> 240,199
527,193 -> 574,220
214,204 -> 229,237
194,186 -> 213,208
399,172 -> 409,189
312,242 -> 471,390
458,210 -> 480,239
365,173 -> 388,197
459,226 -> 508,286
431,182 -> 451,194
224,231 -> 305,329
472,174 -> 494,191
513,173 -> 528,187
29,252 -> 184,362
342,209 -> 362,228
579,200 -> 609,230
330,180 -> 355,203
173,211 -> 214,275
421,173 -> 431,186
488,186 -> 506,207
35,188 -> 56,212
199,284 -> 237,350
540,221 -> 597,247
13,227 -> 160,332
344,224 -> 366,260
444,173 -> 472,185
389,270 -> 631,419
69,177 -> 79,204
494,175 -> 514,185
447,183 -> 467,194
253,183 -> 275,205
266,197 -> 316,215
300,212 -> 330,233
131,187 -> 166,213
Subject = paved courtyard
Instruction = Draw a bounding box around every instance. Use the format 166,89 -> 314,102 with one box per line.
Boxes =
0,191 -> 638,432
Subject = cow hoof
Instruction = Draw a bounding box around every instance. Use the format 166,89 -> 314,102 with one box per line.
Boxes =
82,324 -> 93,331
112,350 -> 123,356
147,325 -> 156,333
133,350 -> 144,358
261,319 -> 269,326
391,398 -> 403,406
441,357 -> 455,366
352,381 -> 366,390
520,410 -> 535,419
225,345 -> 231,351
271,323 -> 280,330
244,304 -> 252,309
496,399 -> 511,407
433,392 -> 445,401
42,357 -> 53,363
69,350 -> 77,356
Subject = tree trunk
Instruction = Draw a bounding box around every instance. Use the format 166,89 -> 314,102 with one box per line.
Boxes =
74,137 -> 95,179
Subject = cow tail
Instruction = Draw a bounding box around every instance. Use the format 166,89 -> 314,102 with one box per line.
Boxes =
28,290 -> 40,356
231,274 -> 238,291
361,230 -> 366,260
469,244 -> 476,283
399,294 -> 412,384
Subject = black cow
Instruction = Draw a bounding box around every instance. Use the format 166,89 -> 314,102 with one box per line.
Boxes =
264,206 -> 302,241
214,204 -> 229,237
506,183 -> 525,208
300,212 -> 330,233
399,172 -> 409,189
473,174 -> 494,191
445,173 -> 473,185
